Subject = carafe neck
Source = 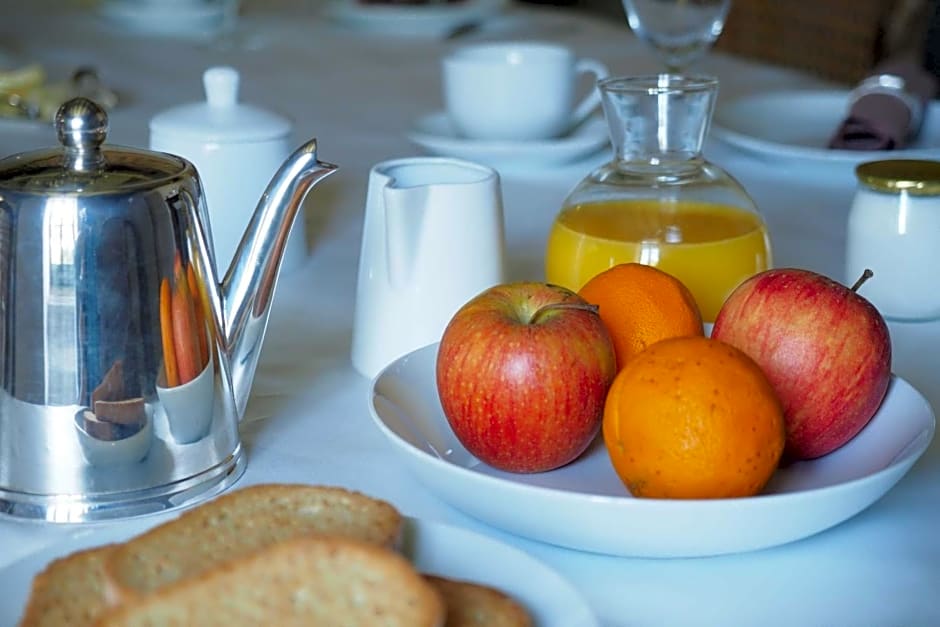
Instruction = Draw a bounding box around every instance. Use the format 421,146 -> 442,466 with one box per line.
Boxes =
600,74 -> 717,174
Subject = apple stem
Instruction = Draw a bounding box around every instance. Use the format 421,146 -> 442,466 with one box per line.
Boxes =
530,302 -> 599,325
850,268 -> 874,293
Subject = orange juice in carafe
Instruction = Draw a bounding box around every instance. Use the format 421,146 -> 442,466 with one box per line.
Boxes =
545,199 -> 771,321
547,74 -> 772,322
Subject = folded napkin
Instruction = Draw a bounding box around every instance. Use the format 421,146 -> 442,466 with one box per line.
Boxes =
829,59 -> 938,151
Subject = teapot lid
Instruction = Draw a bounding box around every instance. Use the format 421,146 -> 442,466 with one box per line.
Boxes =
0,97 -> 188,194
148,66 -> 291,143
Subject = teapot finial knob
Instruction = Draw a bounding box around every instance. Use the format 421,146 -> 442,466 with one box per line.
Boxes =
55,97 -> 108,171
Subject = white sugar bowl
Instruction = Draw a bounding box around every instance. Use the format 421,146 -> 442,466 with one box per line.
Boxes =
149,66 -> 306,274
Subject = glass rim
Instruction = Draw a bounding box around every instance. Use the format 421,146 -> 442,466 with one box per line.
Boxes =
598,74 -> 719,94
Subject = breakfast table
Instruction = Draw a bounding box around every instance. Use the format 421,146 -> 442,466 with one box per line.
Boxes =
1,1 -> 939,625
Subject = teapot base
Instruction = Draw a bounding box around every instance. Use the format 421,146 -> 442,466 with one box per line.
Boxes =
0,445 -> 245,523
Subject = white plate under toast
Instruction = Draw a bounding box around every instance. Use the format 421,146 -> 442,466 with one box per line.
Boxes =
0,515 -> 596,626
370,342 -> 936,558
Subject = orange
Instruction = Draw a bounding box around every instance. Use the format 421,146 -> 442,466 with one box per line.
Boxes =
603,336 -> 785,499
577,263 -> 703,370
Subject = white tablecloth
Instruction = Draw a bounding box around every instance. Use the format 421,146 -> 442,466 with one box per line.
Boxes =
1,2 -> 939,625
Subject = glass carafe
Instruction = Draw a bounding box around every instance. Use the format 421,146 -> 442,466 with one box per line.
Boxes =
545,75 -> 771,322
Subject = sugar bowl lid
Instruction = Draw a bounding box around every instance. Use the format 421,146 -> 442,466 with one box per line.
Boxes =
0,97 -> 188,194
149,66 -> 291,143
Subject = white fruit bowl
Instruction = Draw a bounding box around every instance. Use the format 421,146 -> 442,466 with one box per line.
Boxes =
369,342 -> 935,558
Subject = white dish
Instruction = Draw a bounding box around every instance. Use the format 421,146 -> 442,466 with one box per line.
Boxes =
408,111 -> 610,169
712,89 -> 940,163
100,0 -> 229,39
0,515 -> 596,627
323,0 -> 508,38
370,343 -> 936,558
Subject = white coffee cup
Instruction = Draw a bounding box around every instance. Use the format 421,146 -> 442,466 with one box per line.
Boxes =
351,157 -> 506,379
442,41 -> 609,141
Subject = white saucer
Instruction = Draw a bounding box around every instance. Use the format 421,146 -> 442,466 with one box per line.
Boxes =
713,89 -> 940,164
408,111 -> 610,170
323,0 -> 508,38
100,0 -> 230,39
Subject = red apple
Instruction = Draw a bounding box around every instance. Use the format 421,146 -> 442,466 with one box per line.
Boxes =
436,282 -> 617,473
711,268 -> 891,460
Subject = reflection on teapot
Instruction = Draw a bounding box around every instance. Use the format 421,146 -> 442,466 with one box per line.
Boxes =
155,253 -> 215,444
0,98 -> 337,521
159,253 -> 211,389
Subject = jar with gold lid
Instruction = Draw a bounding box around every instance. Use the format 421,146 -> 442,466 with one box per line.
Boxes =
846,159 -> 940,321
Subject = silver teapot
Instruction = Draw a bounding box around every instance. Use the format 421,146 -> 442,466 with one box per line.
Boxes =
0,98 -> 337,521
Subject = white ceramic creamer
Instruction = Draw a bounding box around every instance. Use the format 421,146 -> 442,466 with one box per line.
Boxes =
351,157 -> 507,379
149,66 -> 306,274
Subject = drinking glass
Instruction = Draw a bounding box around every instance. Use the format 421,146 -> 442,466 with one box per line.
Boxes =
621,0 -> 731,72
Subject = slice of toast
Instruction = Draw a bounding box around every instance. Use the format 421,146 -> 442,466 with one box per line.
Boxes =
95,536 -> 445,626
104,484 -> 403,601
21,484 -> 402,626
425,575 -> 533,627
19,545 -> 117,627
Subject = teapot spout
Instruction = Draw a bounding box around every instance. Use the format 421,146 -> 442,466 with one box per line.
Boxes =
219,138 -> 337,419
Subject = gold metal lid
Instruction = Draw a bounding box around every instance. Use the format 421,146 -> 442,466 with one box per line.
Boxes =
855,159 -> 940,195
